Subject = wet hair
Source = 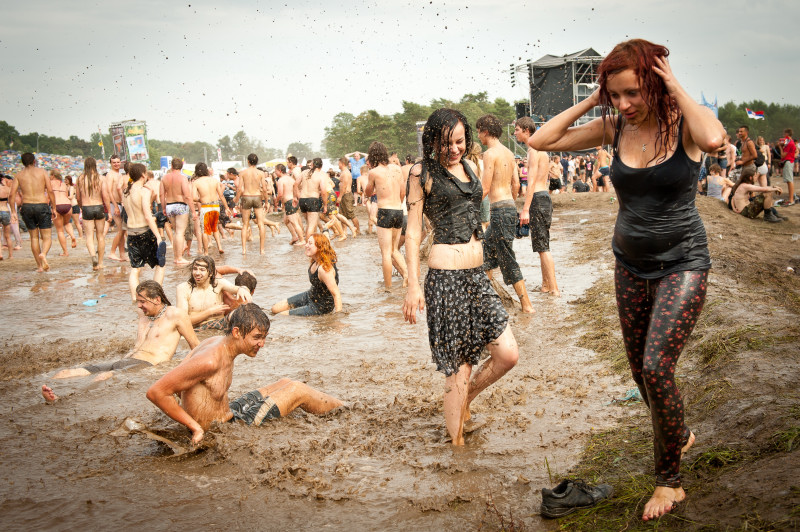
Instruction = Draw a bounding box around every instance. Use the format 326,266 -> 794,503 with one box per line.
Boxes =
310,233 -> 337,272
125,163 -> 146,195
110,154 -> 121,162
311,157 -> 323,170
287,156 -> 298,165
81,157 -> 100,196
729,168 -> 756,199
227,167 -> 238,175
234,271 -> 257,294
194,162 -> 209,177
367,141 -> 389,166
171,158 -> 184,170
405,154 -> 413,164
515,117 -> 536,135
188,255 -> 217,289
226,303 -> 270,337
136,280 -> 172,306
709,163 -> 722,174
597,39 -> 677,165
275,164 -> 286,174
476,114 -> 503,139
422,108 -> 473,172
247,153 -> 258,165
465,142 -> 482,178
50,169 -> 63,181
21,152 -> 35,167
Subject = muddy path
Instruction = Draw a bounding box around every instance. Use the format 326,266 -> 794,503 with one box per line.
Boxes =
0,200 -> 633,530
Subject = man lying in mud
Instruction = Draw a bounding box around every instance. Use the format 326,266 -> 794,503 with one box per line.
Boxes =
146,303 -> 343,444
42,281 -> 200,401
176,255 -> 252,330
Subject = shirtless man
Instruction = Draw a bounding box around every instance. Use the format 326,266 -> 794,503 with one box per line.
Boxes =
144,171 -> 173,245
234,154 -> 271,255
176,255 -> 252,330
160,158 -> 193,265
364,141 -> 408,289
121,164 -> 166,302
146,304 -> 342,444
337,157 -> 361,235
9,152 -> 56,272
476,114 -> 535,313
516,117 -> 560,296
293,158 -> 326,240
192,162 -> 231,255
275,164 -> 304,244
42,281 -> 199,396
105,155 -> 128,262
592,146 -> 611,192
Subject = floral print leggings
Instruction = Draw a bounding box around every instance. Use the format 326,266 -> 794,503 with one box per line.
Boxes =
615,263 -> 708,488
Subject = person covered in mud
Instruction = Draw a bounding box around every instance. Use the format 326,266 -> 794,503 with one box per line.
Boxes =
176,255 -> 252,330
271,233 -> 342,316
10,152 -> 57,273
122,163 -> 166,303
530,39 -> 724,520
402,108 -> 519,446
42,281 -> 200,400
364,141 -> 409,289
146,303 -> 343,445
475,113 -> 534,314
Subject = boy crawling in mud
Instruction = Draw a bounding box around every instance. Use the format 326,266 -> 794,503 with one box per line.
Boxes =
146,303 -> 342,444
42,281 -> 200,401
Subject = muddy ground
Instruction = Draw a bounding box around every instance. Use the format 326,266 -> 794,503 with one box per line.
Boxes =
0,192 -> 798,531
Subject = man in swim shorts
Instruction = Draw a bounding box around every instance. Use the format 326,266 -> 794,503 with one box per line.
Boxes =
293,158 -> 326,239
192,162 -> 231,255
364,141 -> 408,289
336,157 -> 361,235
10,152 -> 56,272
176,255 -> 252,329
593,145 -> 611,192
234,154 -> 271,255
160,158 -> 193,265
146,303 -> 343,445
42,281 -> 199,400
516,117 -> 560,296
476,114 -> 535,313
105,155 -> 128,262
275,163 -> 304,244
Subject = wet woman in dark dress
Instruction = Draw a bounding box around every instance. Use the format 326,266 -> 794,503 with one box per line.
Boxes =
271,234 -> 341,316
530,39 -> 725,520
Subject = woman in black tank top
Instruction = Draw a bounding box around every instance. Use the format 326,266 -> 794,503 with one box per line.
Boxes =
527,39 -> 725,521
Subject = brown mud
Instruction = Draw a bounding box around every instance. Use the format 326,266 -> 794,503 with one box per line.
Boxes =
0,194 -> 797,530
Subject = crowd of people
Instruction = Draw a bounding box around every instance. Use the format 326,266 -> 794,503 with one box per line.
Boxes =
4,37 -> 798,523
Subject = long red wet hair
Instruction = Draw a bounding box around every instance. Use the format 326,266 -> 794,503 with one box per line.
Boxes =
311,234 -> 337,272
597,39 -> 680,164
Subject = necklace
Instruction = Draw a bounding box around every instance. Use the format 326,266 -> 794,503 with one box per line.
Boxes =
148,305 -> 167,325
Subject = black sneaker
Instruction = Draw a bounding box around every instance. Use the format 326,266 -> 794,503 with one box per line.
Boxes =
540,479 -> 614,518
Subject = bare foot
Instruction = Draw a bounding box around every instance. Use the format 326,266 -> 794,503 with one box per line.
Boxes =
93,371 -> 114,382
642,486 -> 685,521
59,252 -> 68,257
260,249 -> 265,255
175,259 -> 192,266
41,384 -> 58,403
71,239 -> 77,248
14,245 -> 22,250
521,303 -> 536,314
293,240 -> 305,246
40,254 -> 50,271
36,266 -> 44,273
337,235 -> 346,242
218,248 -> 224,254
682,431 -> 696,458
107,253 -> 121,262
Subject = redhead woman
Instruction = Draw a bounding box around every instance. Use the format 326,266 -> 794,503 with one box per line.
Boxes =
530,39 -> 725,520
271,234 -> 342,316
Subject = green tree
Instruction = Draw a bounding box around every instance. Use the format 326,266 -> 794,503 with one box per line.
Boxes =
286,141 -> 317,161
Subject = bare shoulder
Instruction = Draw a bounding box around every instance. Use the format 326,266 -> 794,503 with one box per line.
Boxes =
464,158 -> 478,172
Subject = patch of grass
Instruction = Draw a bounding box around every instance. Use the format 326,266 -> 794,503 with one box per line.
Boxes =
686,446 -> 744,473
770,426 -> 800,453
689,325 -> 769,367
686,378 -> 732,416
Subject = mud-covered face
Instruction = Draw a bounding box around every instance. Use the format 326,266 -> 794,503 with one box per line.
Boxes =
240,327 -> 267,357
136,293 -> 161,316
192,262 -> 210,284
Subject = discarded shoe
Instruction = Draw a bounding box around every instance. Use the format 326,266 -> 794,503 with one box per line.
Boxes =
540,479 -> 614,518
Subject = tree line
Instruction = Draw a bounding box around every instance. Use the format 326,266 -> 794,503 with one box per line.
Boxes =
2,99 -> 798,166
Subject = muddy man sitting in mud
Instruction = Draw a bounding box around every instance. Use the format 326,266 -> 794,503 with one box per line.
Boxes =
146,303 -> 343,445
176,255 -> 252,330
41,281 -> 200,401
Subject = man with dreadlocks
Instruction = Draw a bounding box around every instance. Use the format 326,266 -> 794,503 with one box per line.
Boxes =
41,281 -> 199,401
147,303 -> 343,445
176,255 -> 252,330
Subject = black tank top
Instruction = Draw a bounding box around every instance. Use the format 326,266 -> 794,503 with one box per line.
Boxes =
610,119 -> 711,278
415,160 -> 483,245
308,262 -> 338,313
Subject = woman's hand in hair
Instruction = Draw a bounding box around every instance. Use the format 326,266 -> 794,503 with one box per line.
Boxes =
652,55 -> 682,99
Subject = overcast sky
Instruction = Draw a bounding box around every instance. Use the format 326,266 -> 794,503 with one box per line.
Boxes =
1,0 -> 797,153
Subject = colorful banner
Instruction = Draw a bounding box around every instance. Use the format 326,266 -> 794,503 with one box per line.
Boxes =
745,108 -> 765,120
110,125 -> 125,161
124,123 -> 149,162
